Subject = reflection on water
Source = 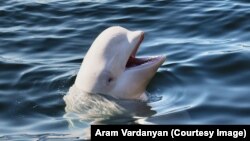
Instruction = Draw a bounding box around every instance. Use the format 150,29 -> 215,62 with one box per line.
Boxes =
1,0 -> 250,139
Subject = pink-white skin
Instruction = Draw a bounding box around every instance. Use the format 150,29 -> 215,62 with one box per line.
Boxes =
74,26 -> 166,101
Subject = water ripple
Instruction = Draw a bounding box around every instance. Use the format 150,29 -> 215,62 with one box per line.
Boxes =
1,0 -> 250,139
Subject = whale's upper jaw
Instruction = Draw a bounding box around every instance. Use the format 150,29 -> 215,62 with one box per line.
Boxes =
125,32 -> 166,71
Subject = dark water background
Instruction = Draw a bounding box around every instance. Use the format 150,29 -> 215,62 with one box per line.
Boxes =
1,0 -> 250,140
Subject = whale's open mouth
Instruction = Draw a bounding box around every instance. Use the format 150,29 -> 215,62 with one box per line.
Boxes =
125,32 -> 165,69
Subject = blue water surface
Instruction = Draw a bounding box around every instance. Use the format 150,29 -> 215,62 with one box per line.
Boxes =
1,0 -> 250,140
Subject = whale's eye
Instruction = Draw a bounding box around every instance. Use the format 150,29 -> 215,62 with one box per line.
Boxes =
108,77 -> 113,83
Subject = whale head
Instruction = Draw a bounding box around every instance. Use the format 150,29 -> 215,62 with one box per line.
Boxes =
74,26 -> 166,100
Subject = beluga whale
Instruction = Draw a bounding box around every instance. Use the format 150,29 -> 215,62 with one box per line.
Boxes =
73,26 -> 166,100
64,26 -> 166,122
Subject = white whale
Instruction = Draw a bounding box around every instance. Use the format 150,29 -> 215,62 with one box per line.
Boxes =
74,26 -> 166,100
